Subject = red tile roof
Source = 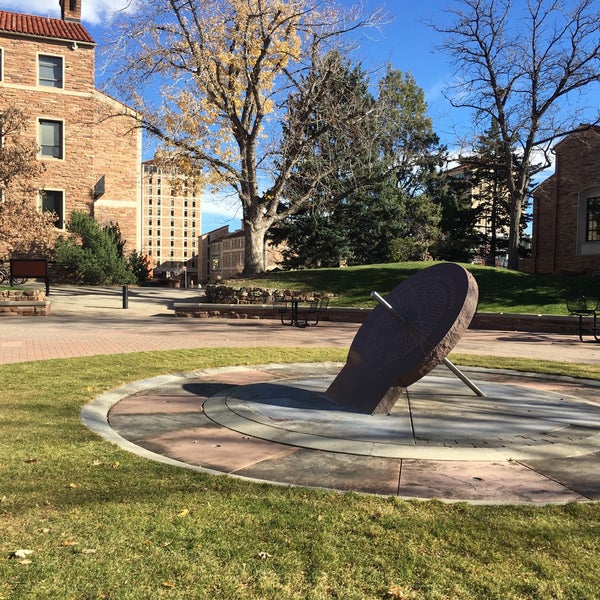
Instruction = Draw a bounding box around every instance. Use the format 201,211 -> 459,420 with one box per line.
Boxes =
0,10 -> 94,44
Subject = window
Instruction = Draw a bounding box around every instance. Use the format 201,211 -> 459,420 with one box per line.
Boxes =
40,190 -> 64,229
577,188 -> 600,256
586,197 -> 600,242
39,55 -> 63,88
39,119 -> 63,158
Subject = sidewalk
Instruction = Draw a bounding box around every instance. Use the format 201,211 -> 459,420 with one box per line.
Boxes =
1,284 -> 599,365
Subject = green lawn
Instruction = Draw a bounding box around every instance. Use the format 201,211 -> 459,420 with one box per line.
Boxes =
2,348 -> 600,599
225,261 -> 600,314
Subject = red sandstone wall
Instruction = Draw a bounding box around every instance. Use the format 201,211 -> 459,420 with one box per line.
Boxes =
0,32 -> 141,251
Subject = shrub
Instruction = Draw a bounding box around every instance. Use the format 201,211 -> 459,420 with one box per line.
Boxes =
55,212 -> 136,285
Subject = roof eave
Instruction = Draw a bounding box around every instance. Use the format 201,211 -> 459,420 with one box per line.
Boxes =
0,29 -> 96,46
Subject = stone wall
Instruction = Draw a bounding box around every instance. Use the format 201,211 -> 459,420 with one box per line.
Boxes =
0,30 -> 141,251
0,289 -> 50,316
203,284 -> 332,304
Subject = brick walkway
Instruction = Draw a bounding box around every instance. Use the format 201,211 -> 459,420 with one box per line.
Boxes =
1,284 -> 600,365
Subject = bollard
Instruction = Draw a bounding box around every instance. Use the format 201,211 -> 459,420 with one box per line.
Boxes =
122,285 -> 129,309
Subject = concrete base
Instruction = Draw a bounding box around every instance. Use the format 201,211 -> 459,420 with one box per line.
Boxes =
82,363 -> 600,504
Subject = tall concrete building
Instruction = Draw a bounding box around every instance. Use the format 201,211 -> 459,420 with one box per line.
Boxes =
142,158 -> 202,283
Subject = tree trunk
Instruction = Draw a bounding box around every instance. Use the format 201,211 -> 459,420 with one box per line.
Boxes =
506,192 -> 523,270
243,219 -> 269,274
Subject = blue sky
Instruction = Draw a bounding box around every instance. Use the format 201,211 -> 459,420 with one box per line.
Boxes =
0,1 -> 558,232
0,0 -> 466,232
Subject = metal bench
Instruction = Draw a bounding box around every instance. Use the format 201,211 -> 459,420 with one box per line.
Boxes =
274,297 -> 329,328
566,296 -> 599,342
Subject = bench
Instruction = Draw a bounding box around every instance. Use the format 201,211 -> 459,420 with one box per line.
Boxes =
566,296 -> 599,342
10,258 -> 50,295
274,297 -> 329,328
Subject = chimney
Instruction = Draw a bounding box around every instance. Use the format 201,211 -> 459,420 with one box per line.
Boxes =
60,0 -> 82,22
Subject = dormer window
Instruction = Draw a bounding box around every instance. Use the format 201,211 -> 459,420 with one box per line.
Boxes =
39,55 -> 64,88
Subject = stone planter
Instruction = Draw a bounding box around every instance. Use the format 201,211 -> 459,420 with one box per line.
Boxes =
0,289 -> 50,316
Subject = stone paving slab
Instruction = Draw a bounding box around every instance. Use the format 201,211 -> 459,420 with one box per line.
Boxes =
397,460 -> 585,503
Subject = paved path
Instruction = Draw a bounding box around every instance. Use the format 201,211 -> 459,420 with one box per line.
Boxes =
2,284 -> 600,364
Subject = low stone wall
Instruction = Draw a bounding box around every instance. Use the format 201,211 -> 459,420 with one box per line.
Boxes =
203,284 -> 332,305
0,289 -> 50,316
172,301 -> 586,334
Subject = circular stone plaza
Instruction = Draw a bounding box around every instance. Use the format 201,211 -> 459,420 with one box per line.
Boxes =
3,284 -> 600,504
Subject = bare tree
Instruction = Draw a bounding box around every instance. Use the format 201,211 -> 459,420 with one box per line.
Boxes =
0,108 -> 58,258
105,0 -> 387,273
433,0 -> 600,270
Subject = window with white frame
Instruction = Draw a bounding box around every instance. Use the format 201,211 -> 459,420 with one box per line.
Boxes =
40,190 -> 64,229
586,196 -> 600,242
577,188 -> 600,255
39,119 -> 63,158
38,55 -> 64,88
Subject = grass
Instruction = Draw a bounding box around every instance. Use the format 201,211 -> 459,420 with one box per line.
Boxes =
224,261 -> 600,314
2,348 -> 600,599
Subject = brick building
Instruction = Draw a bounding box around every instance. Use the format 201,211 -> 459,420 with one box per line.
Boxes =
199,226 -> 242,283
526,127 -> 600,274
0,1 -> 142,251
142,158 -> 202,283
199,225 -> 284,283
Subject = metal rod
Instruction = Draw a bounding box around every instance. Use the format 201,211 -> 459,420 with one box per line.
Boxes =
370,290 -> 485,397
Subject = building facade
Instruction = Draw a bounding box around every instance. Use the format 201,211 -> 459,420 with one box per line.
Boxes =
0,1 -> 142,252
446,162 -> 511,266
199,225 -> 283,283
142,158 -> 202,283
526,127 -> 600,275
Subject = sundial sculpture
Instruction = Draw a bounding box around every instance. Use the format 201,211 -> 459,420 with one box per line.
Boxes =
326,262 -> 483,415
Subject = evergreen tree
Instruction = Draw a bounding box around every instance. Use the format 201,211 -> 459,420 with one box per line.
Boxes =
455,122 -> 532,265
272,64 -> 444,267
431,169 -> 482,262
55,212 -> 136,285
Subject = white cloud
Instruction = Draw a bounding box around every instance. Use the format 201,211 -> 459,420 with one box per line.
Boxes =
0,0 -> 138,26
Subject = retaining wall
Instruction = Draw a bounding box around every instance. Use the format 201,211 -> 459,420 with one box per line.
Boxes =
0,290 -> 50,316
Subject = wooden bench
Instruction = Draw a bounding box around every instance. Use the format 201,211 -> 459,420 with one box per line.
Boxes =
10,258 -> 50,295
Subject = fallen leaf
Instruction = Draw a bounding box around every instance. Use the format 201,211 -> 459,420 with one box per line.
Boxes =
162,580 -> 175,588
112,461 -> 120,469
12,549 -> 33,559
177,509 -> 190,517
19,559 -> 33,565
256,551 -> 271,560
69,483 -> 78,489
92,460 -> 102,466
387,583 -> 416,599
61,540 -> 77,547
82,548 -> 97,555
25,458 -> 38,464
